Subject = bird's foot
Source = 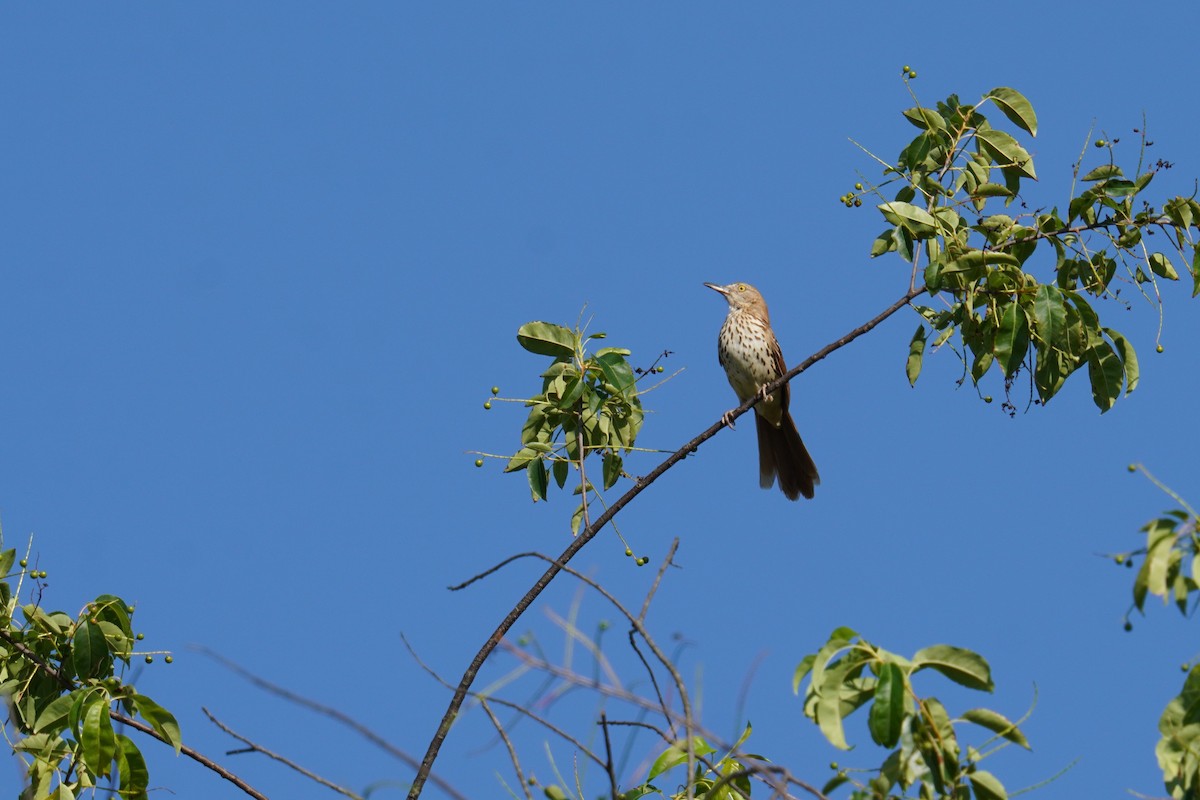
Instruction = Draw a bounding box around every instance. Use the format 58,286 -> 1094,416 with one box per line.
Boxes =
757,384 -> 773,402
721,409 -> 737,429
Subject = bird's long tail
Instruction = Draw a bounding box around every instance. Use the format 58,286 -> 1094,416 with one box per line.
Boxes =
756,412 -> 820,501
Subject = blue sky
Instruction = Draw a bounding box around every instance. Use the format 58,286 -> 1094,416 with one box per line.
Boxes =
3,3 -> 1200,798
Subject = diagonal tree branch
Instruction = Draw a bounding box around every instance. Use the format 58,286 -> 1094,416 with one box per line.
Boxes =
406,286 -> 926,798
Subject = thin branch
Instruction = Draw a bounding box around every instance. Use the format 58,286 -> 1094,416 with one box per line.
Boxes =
497,638 -> 723,748
401,633 -> 607,770
626,630 -> 673,739
0,630 -> 268,800
406,287 -> 925,798
600,713 -> 619,800
478,699 -> 533,800
195,646 -> 467,800
639,538 -> 679,624
203,707 -> 361,799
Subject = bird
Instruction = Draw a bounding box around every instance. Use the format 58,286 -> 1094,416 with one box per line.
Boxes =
704,282 -> 820,501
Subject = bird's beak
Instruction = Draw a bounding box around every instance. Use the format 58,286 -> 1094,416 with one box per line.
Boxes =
703,282 -> 727,296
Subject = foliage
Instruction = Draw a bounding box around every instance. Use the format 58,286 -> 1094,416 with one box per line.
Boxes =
497,320 -> 649,535
794,628 -> 1029,800
0,544 -> 181,800
1112,467 -> 1200,799
857,82 -> 1199,412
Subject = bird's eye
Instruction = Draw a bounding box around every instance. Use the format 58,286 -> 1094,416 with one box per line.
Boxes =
737,284 -> 746,291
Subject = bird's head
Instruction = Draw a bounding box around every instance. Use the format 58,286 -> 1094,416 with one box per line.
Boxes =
703,282 -> 770,319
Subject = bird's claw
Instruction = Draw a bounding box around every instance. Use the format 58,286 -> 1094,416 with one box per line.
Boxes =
721,410 -> 737,429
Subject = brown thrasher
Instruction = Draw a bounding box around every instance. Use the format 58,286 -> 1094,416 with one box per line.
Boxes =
704,282 -> 820,500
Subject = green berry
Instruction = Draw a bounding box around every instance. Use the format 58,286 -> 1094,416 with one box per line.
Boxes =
830,762 -> 839,771
136,633 -> 144,641
656,365 -> 664,373
853,198 -> 862,207
1114,554 -> 1125,564
39,571 -> 46,579
145,655 -> 153,664
165,655 -> 174,664
491,386 -> 500,395
483,400 -> 492,410
126,606 -> 135,614
636,556 -> 649,566
474,459 -> 484,468
18,559 -> 26,568
908,70 -> 917,79
984,396 -> 993,403
1095,139 -> 1106,148
625,548 -> 633,557
902,65 -> 910,73
598,620 -> 610,631
1127,464 -> 1136,472
1123,621 -> 1133,632
1156,344 -> 1164,353
1184,664 -> 1191,672
855,183 -> 863,190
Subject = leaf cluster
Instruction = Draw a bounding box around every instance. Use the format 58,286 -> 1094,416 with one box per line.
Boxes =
0,547 -> 181,800
623,724 -> 761,800
1112,477 -> 1200,798
867,86 -> 1200,411
506,321 -> 645,533
794,628 -> 1029,800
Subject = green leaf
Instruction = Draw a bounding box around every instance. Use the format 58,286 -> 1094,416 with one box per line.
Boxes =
528,458 -> 548,502
870,228 -> 897,258
503,446 -> 539,473
970,770 -> 1008,800
912,644 -> 994,691
0,548 -> 14,577
1081,164 -> 1123,182
114,735 -> 149,800
868,663 -> 905,748
993,301 -> 1030,379
1098,178 -> 1137,197
516,321 -> 576,358
793,654 -> 816,694
72,621 -> 111,682
602,452 -> 622,490
1194,245 -> 1200,298
33,690 -> 79,735
594,351 -> 637,395
1085,340 -> 1123,413
1031,284 -> 1066,349
131,694 -> 182,754
976,128 -> 1036,179
962,707 -> 1031,749
906,325 -> 926,387
985,87 -> 1037,136
1104,328 -> 1139,395
878,202 -> 938,238
902,107 -> 947,131
551,458 -> 569,489
647,737 -> 718,780
1149,252 -> 1180,281
971,182 -> 1015,199
81,695 -> 117,776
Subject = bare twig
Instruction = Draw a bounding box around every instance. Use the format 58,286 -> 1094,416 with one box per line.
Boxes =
406,288 -> 925,798
639,538 -> 679,624
203,708 -> 361,799
479,699 -> 533,800
401,633 -> 606,770
600,713 -> 619,800
196,647 -> 467,800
